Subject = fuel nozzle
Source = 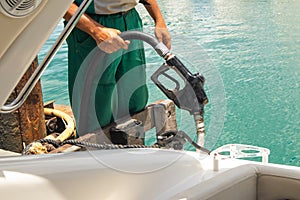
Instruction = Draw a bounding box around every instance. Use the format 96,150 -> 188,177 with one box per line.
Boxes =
152,54 -> 209,150
165,55 -> 208,107
166,54 -> 209,149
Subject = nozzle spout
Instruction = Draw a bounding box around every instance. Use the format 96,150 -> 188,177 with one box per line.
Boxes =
194,114 -> 206,148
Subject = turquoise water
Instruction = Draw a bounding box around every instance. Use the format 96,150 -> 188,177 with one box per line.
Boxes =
39,0 -> 300,167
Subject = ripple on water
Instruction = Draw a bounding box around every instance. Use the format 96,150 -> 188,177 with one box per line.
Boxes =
39,0 -> 300,167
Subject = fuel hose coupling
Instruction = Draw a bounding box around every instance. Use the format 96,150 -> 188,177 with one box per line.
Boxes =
194,113 -> 205,148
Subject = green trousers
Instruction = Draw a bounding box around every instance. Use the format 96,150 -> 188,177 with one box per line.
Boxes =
66,9 -> 148,130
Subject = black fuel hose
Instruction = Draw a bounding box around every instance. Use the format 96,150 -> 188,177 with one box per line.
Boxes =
77,31 -> 171,135
119,31 -> 170,58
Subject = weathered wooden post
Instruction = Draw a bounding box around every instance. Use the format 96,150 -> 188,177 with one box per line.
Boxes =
0,57 -> 46,153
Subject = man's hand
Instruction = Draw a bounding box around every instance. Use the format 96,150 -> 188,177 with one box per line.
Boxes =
141,0 -> 171,49
154,27 -> 171,50
92,27 -> 130,54
64,3 -> 129,54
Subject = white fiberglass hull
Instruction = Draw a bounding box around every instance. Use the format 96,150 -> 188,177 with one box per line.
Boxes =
0,148 -> 299,200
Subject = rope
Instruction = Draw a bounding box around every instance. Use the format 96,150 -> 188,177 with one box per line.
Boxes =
22,138 -> 60,155
62,139 -> 160,149
23,138 -> 161,154
23,131 -> 210,155
38,138 -> 61,148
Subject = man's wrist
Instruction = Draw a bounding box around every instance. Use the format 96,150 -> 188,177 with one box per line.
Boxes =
155,22 -> 167,28
155,20 -> 167,28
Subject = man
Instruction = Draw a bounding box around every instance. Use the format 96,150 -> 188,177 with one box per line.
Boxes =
64,0 -> 171,134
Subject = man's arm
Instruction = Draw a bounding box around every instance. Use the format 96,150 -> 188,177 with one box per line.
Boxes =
64,3 -> 129,53
142,0 -> 171,49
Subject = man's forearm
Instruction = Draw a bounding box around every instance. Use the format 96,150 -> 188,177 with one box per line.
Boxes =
142,0 -> 167,28
63,3 -> 102,37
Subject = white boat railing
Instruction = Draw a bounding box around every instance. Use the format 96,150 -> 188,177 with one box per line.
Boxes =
0,0 -> 93,113
211,143 -> 270,164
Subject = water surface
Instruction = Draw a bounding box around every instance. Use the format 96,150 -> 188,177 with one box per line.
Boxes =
39,0 -> 300,166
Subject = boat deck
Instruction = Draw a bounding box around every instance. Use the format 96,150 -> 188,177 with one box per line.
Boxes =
0,149 -> 20,157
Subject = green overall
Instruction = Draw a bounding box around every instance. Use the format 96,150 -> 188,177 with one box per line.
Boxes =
66,7 -> 148,130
